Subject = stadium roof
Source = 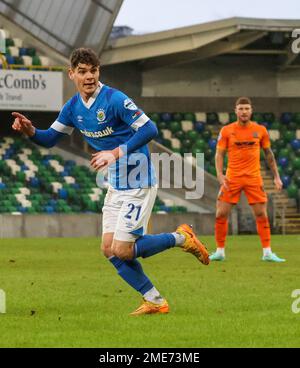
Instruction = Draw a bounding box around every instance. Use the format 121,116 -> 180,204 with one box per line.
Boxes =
101,17 -> 300,71
0,0 -> 123,57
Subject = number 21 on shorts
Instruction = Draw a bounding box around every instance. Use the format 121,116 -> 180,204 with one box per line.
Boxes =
125,203 -> 142,222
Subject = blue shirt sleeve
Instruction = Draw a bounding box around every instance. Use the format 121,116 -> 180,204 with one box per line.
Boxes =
112,91 -> 149,130
51,99 -> 75,135
30,128 -> 65,148
125,120 -> 158,154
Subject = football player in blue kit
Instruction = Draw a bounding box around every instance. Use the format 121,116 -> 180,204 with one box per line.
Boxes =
12,48 -> 209,315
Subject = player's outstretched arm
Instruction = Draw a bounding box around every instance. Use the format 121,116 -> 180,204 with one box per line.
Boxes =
12,112 -> 65,149
263,147 -> 283,191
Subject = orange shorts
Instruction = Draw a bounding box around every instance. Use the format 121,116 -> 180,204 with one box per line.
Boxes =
218,177 -> 267,205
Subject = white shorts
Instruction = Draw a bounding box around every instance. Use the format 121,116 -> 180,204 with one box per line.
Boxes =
102,186 -> 158,242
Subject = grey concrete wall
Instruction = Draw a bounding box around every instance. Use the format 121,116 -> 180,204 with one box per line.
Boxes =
102,57 -> 300,114
142,56 -> 300,100
101,63 -> 142,98
278,69 -> 300,97
0,213 -> 222,238
0,214 -> 102,238
152,213 -> 216,234
142,57 -> 278,98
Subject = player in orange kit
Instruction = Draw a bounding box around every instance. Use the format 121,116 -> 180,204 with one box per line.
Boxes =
210,97 -> 285,262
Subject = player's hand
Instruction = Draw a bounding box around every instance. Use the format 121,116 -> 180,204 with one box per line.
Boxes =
274,176 -> 283,191
217,174 -> 230,190
91,150 -> 118,171
12,112 -> 35,137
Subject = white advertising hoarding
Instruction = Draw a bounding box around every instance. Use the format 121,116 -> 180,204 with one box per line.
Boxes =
0,70 -> 63,111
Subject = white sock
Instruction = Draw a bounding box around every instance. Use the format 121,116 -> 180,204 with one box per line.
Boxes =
216,248 -> 225,257
172,232 -> 185,247
143,287 -> 164,304
263,247 -> 272,257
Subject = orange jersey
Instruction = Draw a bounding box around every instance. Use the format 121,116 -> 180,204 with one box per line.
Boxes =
217,121 -> 270,180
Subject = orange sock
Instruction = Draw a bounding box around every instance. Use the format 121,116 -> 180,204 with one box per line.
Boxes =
256,216 -> 271,248
215,217 -> 228,248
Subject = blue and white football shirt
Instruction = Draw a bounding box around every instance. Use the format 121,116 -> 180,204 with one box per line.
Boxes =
51,83 -> 156,189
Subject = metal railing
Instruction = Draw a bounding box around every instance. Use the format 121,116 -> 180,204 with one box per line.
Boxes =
1,63 -> 65,71
269,193 -> 287,234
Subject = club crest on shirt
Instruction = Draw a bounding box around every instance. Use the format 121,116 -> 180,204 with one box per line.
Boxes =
124,98 -> 138,111
253,132 -> 258,138
96,109 -> 106,123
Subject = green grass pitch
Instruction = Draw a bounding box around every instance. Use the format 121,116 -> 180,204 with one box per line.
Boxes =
0,235 -> 299,348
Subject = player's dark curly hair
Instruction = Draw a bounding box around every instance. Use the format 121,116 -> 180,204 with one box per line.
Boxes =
70,48 -> 100,69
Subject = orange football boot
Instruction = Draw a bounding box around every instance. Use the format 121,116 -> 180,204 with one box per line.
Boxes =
176,224 -> 210,265
130,298 -> 169,316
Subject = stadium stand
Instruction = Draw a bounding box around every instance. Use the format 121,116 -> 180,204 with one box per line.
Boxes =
0,27 -> 56,70
3,108 -> 300,231
0,137 -> 186,215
